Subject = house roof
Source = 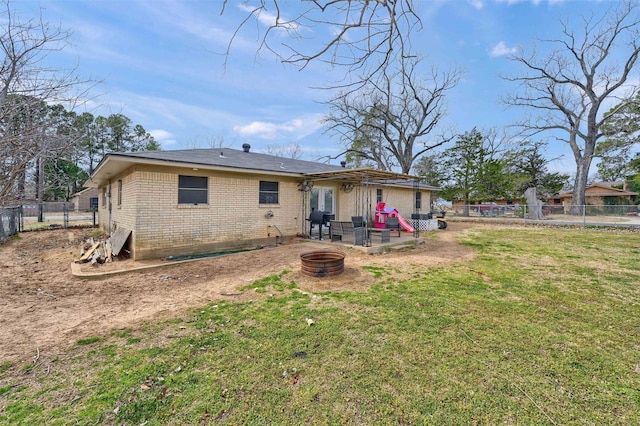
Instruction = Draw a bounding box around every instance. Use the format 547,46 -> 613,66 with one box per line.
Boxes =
86,148 -> 344,187
558,182 -> 638,198
86,147 -> 438,190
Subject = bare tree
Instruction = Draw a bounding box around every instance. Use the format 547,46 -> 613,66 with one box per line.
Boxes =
0,96 -> 68,204
0,0 -> 92,205
263,142 -> 303,159
222,0 -> 421,89
323,57 -> 461,174
503,2 -> 640,213
184,135 -> 230,150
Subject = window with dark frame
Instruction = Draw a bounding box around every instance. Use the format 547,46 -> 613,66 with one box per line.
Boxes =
376,188 -> 383,203
259,181 -> 279,204
178,175 -> 208,205
117,180 -> 122,206
415,191 -> 422,209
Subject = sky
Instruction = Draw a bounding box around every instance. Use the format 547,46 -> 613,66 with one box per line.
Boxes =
9,0 -> 636,175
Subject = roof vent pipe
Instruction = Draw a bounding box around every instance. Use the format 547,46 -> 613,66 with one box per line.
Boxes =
340,160 -> 346,168
242,143 -> 251,153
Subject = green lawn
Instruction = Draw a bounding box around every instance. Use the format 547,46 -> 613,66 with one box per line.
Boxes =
2,227 -> 640,424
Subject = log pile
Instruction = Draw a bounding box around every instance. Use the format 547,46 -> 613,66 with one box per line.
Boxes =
76,237 -> 114,265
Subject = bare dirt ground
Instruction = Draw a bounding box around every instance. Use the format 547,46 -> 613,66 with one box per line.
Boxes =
0,224 -> 477,363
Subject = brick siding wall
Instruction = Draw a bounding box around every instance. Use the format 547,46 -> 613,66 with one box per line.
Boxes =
102,165 -> 307,259
98,165 -> 432,260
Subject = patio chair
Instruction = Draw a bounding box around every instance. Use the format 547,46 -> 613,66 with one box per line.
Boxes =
351,216 -> 366,229
330,220 -> 365,246
330,220 -> 343,241
385,216 -> 402,237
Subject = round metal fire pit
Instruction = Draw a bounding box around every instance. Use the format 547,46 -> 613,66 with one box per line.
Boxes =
300,250 -> 345,277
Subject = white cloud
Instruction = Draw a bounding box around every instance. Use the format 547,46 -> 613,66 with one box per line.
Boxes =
88,89 -> 249,148
233,115 -> 322,140
468,0 -> 484,10
141,1 -> 235,47
234,121 -> 279,139
490,41 -> 517,57
236,3 -> 298,31
149,129 -> 177,148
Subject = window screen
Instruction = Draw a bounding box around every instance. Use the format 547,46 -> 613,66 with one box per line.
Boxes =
259,181 -> 279,204
376,189 -> 383,203
178,175 -> 208,204
415,191 -> 422,209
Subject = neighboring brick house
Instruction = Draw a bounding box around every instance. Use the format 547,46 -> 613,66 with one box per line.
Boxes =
70,188 -> 99,211
557,182 -> 638,209
85,145 -> 436,260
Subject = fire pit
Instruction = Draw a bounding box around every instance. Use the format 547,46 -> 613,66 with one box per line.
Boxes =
300,250 -> 345,277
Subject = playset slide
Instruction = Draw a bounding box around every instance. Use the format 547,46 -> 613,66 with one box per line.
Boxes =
396,213 -> 415,233
375,201 -> 416,233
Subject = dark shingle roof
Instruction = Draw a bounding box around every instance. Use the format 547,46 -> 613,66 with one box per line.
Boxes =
88,146 -> 439,190
115,148 -> 345,175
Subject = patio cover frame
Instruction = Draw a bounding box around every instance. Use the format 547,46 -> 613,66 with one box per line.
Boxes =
300,168 -> 424,241
304,168 -> 419,184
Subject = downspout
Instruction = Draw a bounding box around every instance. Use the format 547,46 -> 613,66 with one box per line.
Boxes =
108,179 -> 112,234
414,178 -> 420,239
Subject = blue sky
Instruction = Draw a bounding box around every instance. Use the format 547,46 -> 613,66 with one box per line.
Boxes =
11,0 -> 630,175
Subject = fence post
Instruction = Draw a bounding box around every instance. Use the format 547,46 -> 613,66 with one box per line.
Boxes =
7,208 -> 14,237
38,202 -> 44,222
0,208 -> 5,242
63,203 -> 69,229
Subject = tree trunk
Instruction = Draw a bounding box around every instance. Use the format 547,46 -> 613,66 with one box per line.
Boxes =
524,187 -> 544,220
462,192 -> 470,217
17,167 -> 25,199
570,139 -> 594,215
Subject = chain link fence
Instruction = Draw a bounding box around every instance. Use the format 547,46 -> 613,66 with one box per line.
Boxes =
0,206 -> 23,243
447,204 -> 640,227
1,202 -> 98,235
